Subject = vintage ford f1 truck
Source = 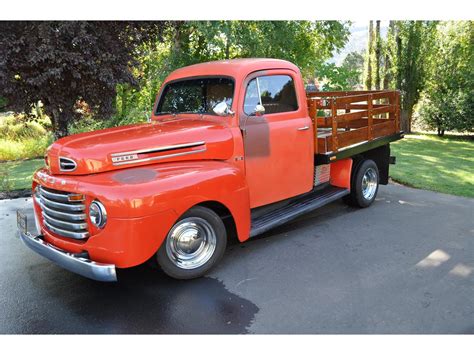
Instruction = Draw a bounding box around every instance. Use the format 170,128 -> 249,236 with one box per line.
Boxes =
17,58 -> 403,281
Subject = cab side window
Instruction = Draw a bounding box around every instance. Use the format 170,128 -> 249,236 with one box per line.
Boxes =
243,75 -> 298,116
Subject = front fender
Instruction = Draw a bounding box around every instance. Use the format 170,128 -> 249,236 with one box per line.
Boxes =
105,160 -> 251,242
34,161 -> 251,267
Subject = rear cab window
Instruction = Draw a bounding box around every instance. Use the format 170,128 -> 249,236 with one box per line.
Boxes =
244,75 -> 298,116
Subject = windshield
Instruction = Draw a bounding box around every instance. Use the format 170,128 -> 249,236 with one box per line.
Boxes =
156,77 -> 234,115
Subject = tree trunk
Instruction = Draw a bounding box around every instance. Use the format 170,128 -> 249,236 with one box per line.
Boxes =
52,108 -> 69,139
120,86 -> 128,118
375,20 -> 381,90
383,53 -> 390,90
436,117 -> 445,136
400,107 -> 413,133
395,25 -> 403,90
384,21 -> 395,90
383,50 -> 391,90
225,37 -> 230,59
365,21 -> 374,90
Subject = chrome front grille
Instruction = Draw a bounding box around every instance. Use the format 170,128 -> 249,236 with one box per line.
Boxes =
34,186 -> 89,239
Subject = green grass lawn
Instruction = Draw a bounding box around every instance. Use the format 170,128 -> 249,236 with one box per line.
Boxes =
390,134 -> 474,198
0,159 -> 44,191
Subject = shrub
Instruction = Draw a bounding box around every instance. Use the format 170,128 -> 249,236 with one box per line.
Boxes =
0,114 -> 50,140
0,113 -> 53,160
0,134 -> 53,161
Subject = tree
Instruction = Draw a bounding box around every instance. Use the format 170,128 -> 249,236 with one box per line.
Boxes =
417,21 -> 473,135
314,51 -> 364,90
0,21 -> 167,138
384,21 -> 437,133
169,21 -> 350,78
341,51 -> 365,88
119,21 -> 351,118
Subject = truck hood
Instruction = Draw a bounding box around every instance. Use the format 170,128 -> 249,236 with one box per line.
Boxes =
46,118 -> 235,175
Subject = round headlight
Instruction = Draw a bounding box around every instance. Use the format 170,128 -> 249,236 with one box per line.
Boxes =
89,201 -> 107,228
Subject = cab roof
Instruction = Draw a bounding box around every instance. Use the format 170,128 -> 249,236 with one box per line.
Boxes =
165,58 -> 300,83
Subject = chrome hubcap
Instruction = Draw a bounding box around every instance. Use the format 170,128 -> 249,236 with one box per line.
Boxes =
362,167 -> 378,200
165,217 -> 217,270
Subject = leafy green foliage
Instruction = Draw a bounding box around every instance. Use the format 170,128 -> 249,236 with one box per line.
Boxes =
168,21 -> 350,75
117,21 -> 351,121
0,21 -> 351,136
416,21 -> 473,135
0,21 -> 167,138
0,113 -> 53,160
384,21 -> 438,132
341,51 -> 365,88
0,135 -> 53,161
0,114 -> 50,141
0,97 -> 7,112
315,51 -> 364,90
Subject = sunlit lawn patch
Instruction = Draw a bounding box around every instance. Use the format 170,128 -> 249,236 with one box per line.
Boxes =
390,134 -> 474,198
0,159 -> 44,192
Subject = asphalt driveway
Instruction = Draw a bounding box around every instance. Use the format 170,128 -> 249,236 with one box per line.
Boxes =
1,184 -> 473,334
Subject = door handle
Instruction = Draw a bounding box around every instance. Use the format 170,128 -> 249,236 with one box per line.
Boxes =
297,126 -> 310,131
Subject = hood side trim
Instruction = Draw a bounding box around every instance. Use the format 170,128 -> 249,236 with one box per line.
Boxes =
112,147 -> 207,166
111,141 -> 206,157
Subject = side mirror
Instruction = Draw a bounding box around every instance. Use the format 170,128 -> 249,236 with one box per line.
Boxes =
255,104 -> 265,116
213,101 -> 234,117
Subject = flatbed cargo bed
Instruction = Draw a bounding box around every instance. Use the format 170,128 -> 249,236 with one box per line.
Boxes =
307,90 -> 402,159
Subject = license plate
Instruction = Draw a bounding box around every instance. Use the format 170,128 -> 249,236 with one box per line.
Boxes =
17,209 -> 27,235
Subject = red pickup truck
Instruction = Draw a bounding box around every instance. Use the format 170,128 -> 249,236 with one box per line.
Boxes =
18,58 -> 403,281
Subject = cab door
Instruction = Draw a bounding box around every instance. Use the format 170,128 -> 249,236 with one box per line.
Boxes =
240,70 -> 314,208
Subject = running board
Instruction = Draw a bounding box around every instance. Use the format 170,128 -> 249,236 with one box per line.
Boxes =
249,186 -> 350,238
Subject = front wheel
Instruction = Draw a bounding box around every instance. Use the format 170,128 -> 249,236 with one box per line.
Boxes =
156,206 -> 227,279
343,159 -> 379,208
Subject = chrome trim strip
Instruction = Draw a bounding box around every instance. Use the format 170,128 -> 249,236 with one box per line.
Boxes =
110,141 -> 206,157
297,126 -> 310,131
39,186 -> 70,202
59,157 -> 77,172
42,212 -> 88,231
35,196 -> 86,221
43,220 -> 90,239
112,147 -> 207,166
19,231 -> 116,282
38,194 -> 85,212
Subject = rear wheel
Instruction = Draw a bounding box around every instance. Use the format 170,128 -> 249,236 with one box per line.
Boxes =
156,206 -> 227,279
343,159 -> 379,208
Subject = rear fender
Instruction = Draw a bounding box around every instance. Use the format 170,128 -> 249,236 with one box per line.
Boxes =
330,158 -> 353,190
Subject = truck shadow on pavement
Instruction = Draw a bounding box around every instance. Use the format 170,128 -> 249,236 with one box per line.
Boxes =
23,263 -> 259,334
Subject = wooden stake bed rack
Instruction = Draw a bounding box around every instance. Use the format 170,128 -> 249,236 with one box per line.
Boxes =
307,90 -> 401,155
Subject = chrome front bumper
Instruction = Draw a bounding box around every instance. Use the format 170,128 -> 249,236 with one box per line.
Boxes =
18,210 -> 117,282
